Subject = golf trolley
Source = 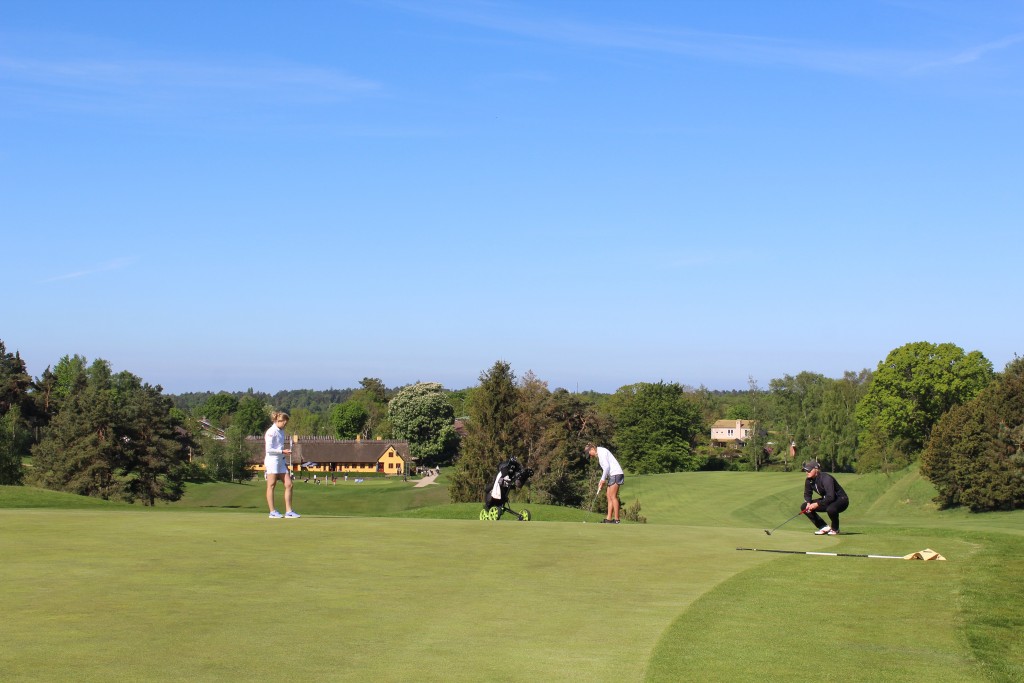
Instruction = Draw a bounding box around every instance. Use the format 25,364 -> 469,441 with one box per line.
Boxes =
479,456 -> 533,521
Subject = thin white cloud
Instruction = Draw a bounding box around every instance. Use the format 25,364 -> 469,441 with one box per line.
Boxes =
385,0 -> 1021,78
41,257 -> 137,283
0,54 -> 380,108
910,31 -> 1024,72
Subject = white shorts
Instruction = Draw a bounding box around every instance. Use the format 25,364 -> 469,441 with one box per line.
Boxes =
264,455 -> 288,475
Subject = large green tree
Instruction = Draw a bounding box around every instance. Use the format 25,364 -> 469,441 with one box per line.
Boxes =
234,395 -> 270,436
199,392 -> 239,426
449,361 -> 523,503
349,377 -> 391,438
388,382 -> 458,467
818,371 -> 870,471
30,359 -> 192,504
609,381 -> 704,474
330,401 -> 369,439
855,341 -> 993,469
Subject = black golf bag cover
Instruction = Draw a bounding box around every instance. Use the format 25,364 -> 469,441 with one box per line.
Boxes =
485,457 -> 528,509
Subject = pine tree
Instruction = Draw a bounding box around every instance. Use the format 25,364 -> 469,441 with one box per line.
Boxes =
30,359 -> 192,504
449,361 -> 524,503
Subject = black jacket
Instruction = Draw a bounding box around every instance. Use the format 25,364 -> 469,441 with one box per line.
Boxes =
804,471 -> 848,508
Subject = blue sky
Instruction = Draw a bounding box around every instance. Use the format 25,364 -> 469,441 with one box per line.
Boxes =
3,1 -> 1022,395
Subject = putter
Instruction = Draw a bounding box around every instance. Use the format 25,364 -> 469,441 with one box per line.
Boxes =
764,509 -> 806,535
583,491 -> 600,523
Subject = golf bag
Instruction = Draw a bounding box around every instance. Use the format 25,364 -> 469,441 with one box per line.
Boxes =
480,457 -> 533,521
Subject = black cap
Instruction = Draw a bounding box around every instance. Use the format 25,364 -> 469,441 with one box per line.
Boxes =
801,460 -> 821,472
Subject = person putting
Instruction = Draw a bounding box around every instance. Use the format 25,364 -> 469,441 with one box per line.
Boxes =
265,411 -> 300,519
585,443 -> 624,524
802,459 -> 848,535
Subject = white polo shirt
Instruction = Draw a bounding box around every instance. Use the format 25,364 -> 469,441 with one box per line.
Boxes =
597,446 -> 624,484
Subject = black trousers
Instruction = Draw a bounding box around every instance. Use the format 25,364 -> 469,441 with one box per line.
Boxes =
806,497 -> 849,531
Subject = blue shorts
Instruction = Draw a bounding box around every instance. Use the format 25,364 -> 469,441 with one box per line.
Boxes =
607,474 -> 624,486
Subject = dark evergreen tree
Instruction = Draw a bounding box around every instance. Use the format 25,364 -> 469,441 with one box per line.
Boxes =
30,359 -> 192,504
113,371 -> 194,505
449,361 -> 523,503
31,360 -> 123,498
0,340 -> 32,484
530,388 -> 612,507
922,357 -> 1024,511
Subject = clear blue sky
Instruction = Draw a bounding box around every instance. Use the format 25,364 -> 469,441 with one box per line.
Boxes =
3,1 -> 1022,395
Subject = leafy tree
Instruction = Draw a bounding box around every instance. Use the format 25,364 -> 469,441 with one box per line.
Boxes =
234,395 -> 270,436
445,388 -> 475,419
199,392 -> 239,426
197,421 -> 258,483
855,341 -> 993,467
284,407 -> 323,437
330,401 -> 369,439
761,371 -> 867,472
609,381 -> 704,474
349,377 -> 391,438
818,371 -> 869,471
450,361 -> 523,503
388,382 -> 458,467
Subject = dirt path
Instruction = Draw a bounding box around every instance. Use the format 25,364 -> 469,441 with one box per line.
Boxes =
414,473 -> 438,488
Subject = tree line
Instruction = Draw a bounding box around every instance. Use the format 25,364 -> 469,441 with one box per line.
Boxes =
1,338 -> 1020,511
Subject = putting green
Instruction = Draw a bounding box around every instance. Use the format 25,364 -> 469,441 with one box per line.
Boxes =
2,467 -> 1021,681
2,509 -> 773,682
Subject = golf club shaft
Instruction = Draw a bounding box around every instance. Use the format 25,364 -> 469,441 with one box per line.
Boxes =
766,510 -> 804,534
737,547 -> 905,559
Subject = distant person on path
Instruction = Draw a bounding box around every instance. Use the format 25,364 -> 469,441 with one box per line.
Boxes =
265,411 -> 300,519
585,443 -> 624,524
802,460 -> 848,535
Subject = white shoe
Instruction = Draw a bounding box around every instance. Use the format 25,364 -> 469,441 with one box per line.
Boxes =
827,529 -> 839,535
269,510 -> 283,518
814,526 -> 832,535
285,511 -> 301,519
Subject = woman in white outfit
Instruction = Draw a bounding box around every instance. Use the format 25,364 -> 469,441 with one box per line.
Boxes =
585,443 -> 624,524
265,411 -> 299,518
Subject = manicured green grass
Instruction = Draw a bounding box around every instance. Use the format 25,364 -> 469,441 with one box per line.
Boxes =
2,468 -> 1021,682
169,476 -> 451,516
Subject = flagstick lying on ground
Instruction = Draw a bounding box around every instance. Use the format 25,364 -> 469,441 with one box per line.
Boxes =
736,547 -> 947,560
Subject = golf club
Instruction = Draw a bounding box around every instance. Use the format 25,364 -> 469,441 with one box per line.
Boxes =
737,547 -> 909,560
764,509 -> 806,535
583,490 -> 600,523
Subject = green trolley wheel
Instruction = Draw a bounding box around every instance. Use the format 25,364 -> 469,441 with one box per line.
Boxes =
487,507 -> 500,521
479,508 -> 490,521
520,509 -> 531,521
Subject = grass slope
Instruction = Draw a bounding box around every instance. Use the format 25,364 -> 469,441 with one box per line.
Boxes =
2,468 -> 1021,682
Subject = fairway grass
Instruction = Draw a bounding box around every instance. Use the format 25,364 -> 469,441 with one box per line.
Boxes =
2,468 -> 1022,682
2,509 -> 772,682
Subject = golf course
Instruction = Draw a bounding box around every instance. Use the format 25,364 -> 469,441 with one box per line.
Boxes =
2,468 -> 1021,682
